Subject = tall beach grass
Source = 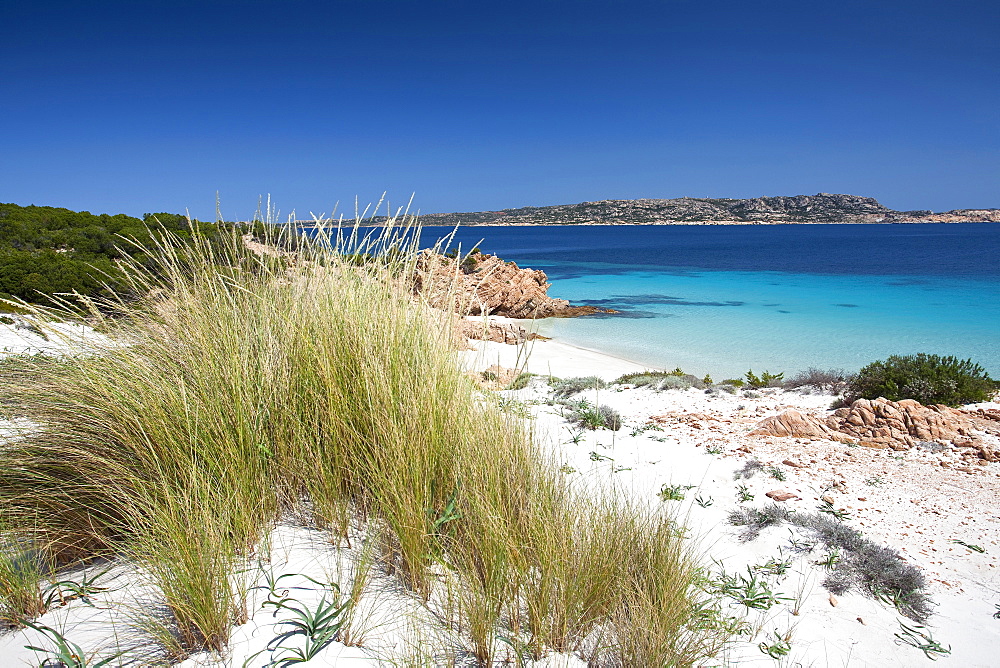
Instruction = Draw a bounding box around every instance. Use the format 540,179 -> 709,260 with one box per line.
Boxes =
0,215 -> 731,664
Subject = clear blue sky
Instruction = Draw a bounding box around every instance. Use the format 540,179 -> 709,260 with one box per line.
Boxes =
3,0 -> 997,221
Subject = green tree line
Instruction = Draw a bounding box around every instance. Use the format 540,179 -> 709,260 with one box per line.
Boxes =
0,203 -> 236,305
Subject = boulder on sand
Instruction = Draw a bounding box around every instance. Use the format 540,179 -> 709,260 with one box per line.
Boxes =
751,397 -> 988,452
749,410 -> 854,443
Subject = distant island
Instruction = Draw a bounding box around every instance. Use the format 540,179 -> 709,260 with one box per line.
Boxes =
336,193 -> 1000,227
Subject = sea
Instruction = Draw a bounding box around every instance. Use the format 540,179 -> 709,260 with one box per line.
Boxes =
403,223 -> 1000,380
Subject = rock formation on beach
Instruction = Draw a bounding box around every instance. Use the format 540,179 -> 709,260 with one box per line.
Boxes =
751,397 -> 1000,460
414,250 -> 612,319
352,193 -> 1000,226
454,316 -> 541,345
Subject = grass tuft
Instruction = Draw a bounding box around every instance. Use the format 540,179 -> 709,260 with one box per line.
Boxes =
0,219 -> 729,662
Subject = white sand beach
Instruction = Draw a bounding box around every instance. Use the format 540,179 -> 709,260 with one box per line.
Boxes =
1,319 -> 999,666
459,332 -> 1000,667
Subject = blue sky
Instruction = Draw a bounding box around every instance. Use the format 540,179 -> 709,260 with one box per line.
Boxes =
2,0 -> 997,220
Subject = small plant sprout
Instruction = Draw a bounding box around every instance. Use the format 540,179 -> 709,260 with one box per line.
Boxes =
694,494 -> 714,508
629,422 -> 664,437
817,500 -> 851,521
658,484 -> 695,501
567,429 -> 586,445
786,531 -> 815,553
23,621 -> 123,667
736,484 -> 754,503
497,396 -> 532,419
260,588 -> 352,664
576,406 -> 606,430
758,629 -> 792,659
558,464 -> 576,474
705,443 -> 725,455
753,557 -> 792,578
424,490 -> 462,565
43,566 -> 113,609
767,465 -> 786,482
993,604 -> 1000,620
864,475 -> 885,486
611,464 -> 632,473
816,548 -> 841,569
894,621 -> 951,660
951,539 -> 986,553
711,566 -> 792,610
589,451 -> 613,462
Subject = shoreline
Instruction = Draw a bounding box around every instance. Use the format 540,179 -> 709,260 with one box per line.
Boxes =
2,310 -> 999,664
460,316 -> 652,380
462,322 -> 1000,667
295,219 -> 1000,228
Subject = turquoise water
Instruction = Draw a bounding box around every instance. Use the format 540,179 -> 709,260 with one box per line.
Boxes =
416,224 -> 1000,379
527,269 -> 997,380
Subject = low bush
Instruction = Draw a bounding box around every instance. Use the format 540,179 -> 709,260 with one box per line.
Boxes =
729,503 -> 932,622
506,371 -> 535,390
550,375 -> 607,398
613,370 -> 706,391
568,403 -> 622,431
783,367 -> 853,394
846,353 -> 994,406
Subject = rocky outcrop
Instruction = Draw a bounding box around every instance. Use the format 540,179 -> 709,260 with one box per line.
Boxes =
749,410 -> 855,443
414,251 -> 612,319
751,397 -> 999,454
964,408 -> 1000,424
826,398 -> 973,449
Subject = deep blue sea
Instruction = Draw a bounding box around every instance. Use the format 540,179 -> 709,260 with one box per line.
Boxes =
413,224 -> 1000,379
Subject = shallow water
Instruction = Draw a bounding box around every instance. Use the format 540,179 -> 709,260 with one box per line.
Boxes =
419,223 -> 1000,379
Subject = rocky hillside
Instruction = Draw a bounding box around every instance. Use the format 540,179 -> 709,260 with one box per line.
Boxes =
396,193 -> 999,226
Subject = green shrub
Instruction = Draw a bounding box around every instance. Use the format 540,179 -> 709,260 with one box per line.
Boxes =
613,370 -> 705,391
743,369 -> 783,389
568,403 -> 622,431
846,353 -> 994,406
783,367 -> 852,393
506,371 -> 534,390
550,375 -> 607,398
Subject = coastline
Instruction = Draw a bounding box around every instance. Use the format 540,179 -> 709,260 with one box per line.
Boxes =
460,316 -> 652,380
1,311 -> 999,665
462,319 -> 1000,667
296,219 -> 1000,228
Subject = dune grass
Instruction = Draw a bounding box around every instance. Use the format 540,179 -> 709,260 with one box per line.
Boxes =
0,527 -> 50,627
0,217 -> 731,664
